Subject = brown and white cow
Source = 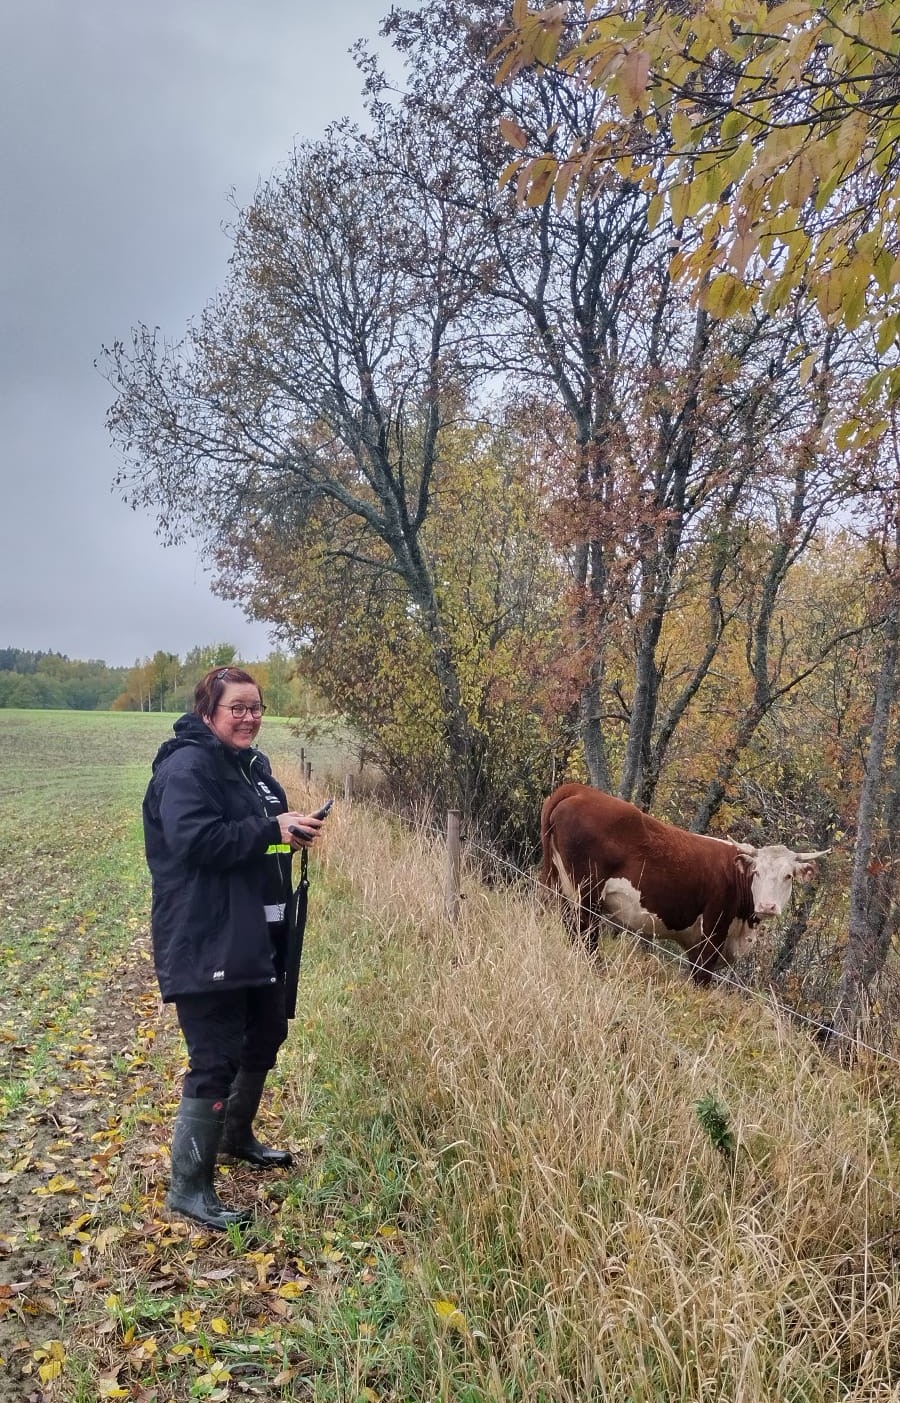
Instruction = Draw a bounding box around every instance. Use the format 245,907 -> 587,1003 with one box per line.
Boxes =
540,783 -> 827,984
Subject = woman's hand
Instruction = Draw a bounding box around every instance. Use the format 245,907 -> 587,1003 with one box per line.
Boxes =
277,811 -> 325,849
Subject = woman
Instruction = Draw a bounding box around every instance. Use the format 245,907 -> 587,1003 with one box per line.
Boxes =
143,666 -> 325,1230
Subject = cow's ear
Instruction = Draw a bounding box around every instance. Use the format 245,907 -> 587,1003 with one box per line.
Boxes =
794,849 -> 829,880
733,842 -> 756,866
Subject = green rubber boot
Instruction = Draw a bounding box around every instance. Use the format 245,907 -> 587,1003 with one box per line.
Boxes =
166,1097 -> 254,1230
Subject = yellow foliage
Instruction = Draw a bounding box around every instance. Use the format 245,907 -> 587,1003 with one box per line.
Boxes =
499,0 -> 900,377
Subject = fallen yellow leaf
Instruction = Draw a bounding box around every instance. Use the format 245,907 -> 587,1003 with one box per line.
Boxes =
41,1174 -> 78,1194
60,1212 -> 94,1237
98,1375 -> 129,1400
432,1299 -> 470,1335
34,1341 -> 67,1362
246,1250 -> 275,1285
96,1225 -> 125,1253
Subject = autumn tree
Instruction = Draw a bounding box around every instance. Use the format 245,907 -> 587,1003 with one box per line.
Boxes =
497,0 -> 900,408
103,119 -> 536,818
150,652 -> 180,710
376,1 -> 868,824
216,412 -> 572,851
497,0 -> 900,1013
121,658 -> 154,712
254,652 -> 311,718
104,0 -> 894,874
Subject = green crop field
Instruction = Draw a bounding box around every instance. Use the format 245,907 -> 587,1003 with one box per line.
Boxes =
0,710 -> 897,1403
0,710 -> 351,1118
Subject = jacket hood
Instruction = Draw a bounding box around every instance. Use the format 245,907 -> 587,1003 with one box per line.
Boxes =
150,712 -> 222,773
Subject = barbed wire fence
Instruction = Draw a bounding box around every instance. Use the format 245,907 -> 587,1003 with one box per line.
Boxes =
296,750 -> 899,1207
364,794 -> 900,1207
348,789 -> 900,1075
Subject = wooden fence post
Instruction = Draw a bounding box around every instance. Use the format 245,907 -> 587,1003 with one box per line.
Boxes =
343,773 -> 353,802
445,810 -> 461,923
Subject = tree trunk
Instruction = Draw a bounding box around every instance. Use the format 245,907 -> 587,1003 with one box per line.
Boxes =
832,606 -> 900,1039
770,885 -> 817,980
580,670 -> 611,792
619,617 -> 662,804
620,306 -> 709,804
691,704 -> 765,833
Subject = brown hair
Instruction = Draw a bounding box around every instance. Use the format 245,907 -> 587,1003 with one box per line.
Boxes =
193,666 -> 262,719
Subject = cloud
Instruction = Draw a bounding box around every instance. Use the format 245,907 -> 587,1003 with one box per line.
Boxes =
1,0 -> 385,666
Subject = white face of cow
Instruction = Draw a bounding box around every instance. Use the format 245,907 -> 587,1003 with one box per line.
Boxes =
735,843 -> 828,919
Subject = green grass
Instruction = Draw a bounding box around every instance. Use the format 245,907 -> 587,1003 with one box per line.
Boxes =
0,710 -> 897,1402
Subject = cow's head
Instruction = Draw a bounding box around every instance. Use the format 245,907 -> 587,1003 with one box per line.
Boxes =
734,843 -> 829,919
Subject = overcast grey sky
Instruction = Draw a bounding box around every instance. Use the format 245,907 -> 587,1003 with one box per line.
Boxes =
1,0 -> 392,667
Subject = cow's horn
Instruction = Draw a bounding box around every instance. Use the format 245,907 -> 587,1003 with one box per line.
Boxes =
795,849 -> 830,862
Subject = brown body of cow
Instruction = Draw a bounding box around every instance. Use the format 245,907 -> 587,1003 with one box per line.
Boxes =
540,783 -> 827,985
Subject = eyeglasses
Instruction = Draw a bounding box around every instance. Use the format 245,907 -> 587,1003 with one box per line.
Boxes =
218,702 -> 266,719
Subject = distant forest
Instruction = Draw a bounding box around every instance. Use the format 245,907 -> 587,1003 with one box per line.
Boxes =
0,646 -> 319,716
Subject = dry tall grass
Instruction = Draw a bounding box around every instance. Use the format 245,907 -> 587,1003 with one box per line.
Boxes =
304,797 -> 899,1402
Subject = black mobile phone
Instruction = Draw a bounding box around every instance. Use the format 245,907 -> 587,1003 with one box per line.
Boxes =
289,800 -> 333,841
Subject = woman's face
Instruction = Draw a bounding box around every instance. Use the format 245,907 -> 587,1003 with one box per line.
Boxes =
204,681 -> 263,750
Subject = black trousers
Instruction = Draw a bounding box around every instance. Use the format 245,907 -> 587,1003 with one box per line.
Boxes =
174,982 -> 289,1103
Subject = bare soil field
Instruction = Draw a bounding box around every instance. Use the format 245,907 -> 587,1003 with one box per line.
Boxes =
0,710 -> 366,1402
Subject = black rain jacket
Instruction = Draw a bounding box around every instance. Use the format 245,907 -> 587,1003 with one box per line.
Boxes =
143,712 -> 295,1002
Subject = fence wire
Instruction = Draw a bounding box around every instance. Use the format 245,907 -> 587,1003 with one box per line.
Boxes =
362,795 -> 900,1075
354,796 -> 899,1205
